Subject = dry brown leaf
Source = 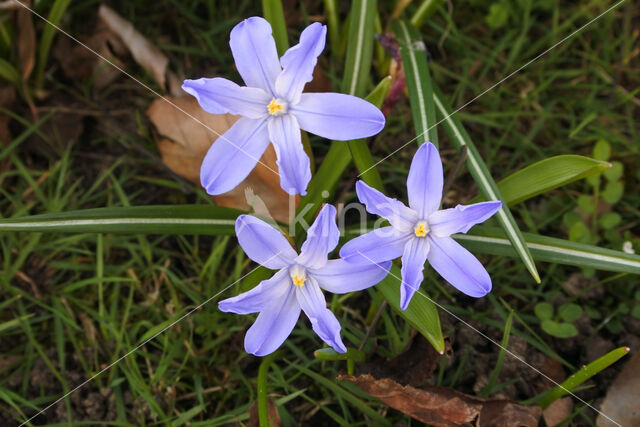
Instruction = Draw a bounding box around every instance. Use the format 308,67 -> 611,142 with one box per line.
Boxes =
146,95 -> 294,223
339,374 -> 541,427
16,0 -> 35,80
543,397 -> 572,427
98,5 -> 182,95
597,351 -> 640,427
248,400 -> 281,427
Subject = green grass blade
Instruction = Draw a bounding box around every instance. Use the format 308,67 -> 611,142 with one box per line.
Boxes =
314,347 -> 366,363
257,353 -> 277,427
0,58 -> 21,87
410,0 -> 446,28
481,310 -> 513,396
35,0 -> 72,90
262,0 -> 288,55
393,20 -> 438,147
456,227 -> 640,274
471,155 -> 611,206
0,205 -> 240,235
323,0 -> 340,58
433,86 -> 541,283
534,346 -> 630,408
342,0 -> 376,97
377,265 -> 444,353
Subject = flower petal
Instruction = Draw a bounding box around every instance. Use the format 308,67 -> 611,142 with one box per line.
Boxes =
229,17 -> 281,95
427,236 -> 491,297
296,277 -> 346,353
244,286 -> 300,356
310,259 -> 391,294
407,142 -> 443,218
268,114 -> 311,195
291,93 -> 385,140
399,237 -> 430,310
296,204 -> 339,269
356,180 -> 418,233
339,226 -> 410,264
182,77 -> 271,119
200,117 -> 270,195
275,22 -> 326,103
428,201 -> 502,237
235,215 -> 297,269
218,269 -> 289,314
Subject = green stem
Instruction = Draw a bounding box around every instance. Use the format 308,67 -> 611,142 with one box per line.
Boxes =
257,353 -> 277,427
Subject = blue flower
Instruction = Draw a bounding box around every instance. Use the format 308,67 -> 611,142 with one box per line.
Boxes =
340,142 -> 502,310
183,17 -> 385,196
219,205 -> 391,356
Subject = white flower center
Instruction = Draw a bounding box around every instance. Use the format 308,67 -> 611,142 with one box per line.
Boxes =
267,98 -> 288,116
289,264 -> 307,287
413,221 -> 429,238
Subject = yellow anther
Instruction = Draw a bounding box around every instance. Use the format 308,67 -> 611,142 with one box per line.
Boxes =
292,275 -> 306,287
414,222 -> 428,237
267,98 -> 284,115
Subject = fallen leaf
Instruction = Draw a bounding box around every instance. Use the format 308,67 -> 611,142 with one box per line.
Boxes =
339,374 -> 541,427
146,95 -> 295,223
597,351 -> 640,427
98,5 -> 181,95
248,399 -> 281,427
543,397 -> 572,427
16,0 -> 35,80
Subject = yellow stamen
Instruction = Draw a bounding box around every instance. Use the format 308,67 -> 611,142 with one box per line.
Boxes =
267,98 -> 284,115
292,275 -> 306,287
414,222 -> 428,237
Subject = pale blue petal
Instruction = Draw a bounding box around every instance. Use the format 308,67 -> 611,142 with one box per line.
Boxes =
427,236 -> 491,297
200,117 -> 270,195
407,142 -> 443,218
244,286 -> 300,356
296,277 -> 346,353
218,269 -> 289,314
339,226 -> 410,264
230,17 -> 281,95
275,23 -> 326,103
310,259 -> 391,294
356,180 -> 418,233
182,78 -> 271,119
235,215 -> 297,269
296,204 -> 339,269
268,114 -> 311,196
428,201 -> 502,237
291,93 -> 385,140
399,237 -> 430,310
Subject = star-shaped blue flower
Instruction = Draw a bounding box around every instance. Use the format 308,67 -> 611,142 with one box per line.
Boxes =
183,17 -> 385,196
219,205 -> 391,356
340,142 -> 502,310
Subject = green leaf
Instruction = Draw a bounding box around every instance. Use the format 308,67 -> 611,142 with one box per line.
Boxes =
593,138 -> 611,161
262,0 -> 289,55
604,161 -> 623,181
0,58 -> 21,87
569,221 -> 591,244
36,0 -> 73,90
632,305 -> 640,319
486,3 -> 509,29
472,155 -> 611,206
558,303 -> 583,323
535,347 -> 630,408
454,226 -> 640,275
534,302 -> 553,320
433,87 -> 540,283
410,0 -> 447,28
541,319 -> 578,338
577,194 -> 595,214
602,181 -> 624,204
394,20 -> 438,147
599,212 -> 621,230
0,205 -> 240,235
376,265 -> 444,353
342,0 -> 376,98
314,347 -> 366,362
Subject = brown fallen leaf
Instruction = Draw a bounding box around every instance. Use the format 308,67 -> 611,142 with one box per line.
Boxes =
339,374 -> 541,427
16,0 -> 35,80
248,399 -> 281,427
597,351 -> 640,427
146,95 -> 295,223
543,397 -> 572,427
98,5 -> 181,95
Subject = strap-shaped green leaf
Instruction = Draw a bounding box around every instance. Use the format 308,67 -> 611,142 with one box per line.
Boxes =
456,227 -> 640,275
0,205 -> 240,235
433,87 -> 541,283
262,0 -> 289,55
